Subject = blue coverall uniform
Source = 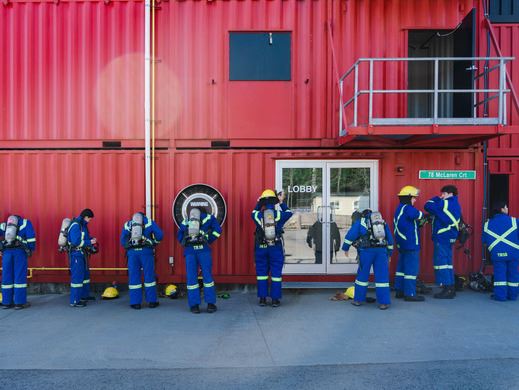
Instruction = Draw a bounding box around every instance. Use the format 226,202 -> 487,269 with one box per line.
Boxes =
342,214 -> 394,305
251,203 -> 293,300
0,217 -> 36,306
177,213 -> 222,308
482,213 -> 519,301
424,196 -> 461,286
68,217 -> 95,305
120,215 -> 163,305
393,203 -> 424,297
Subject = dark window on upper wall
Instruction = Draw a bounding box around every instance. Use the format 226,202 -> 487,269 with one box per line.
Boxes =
489,0 -> 519,22
229,32 -> 291,81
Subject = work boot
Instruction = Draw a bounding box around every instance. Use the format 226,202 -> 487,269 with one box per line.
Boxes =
434,286 -> 456,299
207,303 -> 217,313
378,304 -> 390,310
81,296 -> 96,301
190,305 -> 201,314
70,301 -> 87,308
2,304 -> 14,310
130,304 -> 142,310
404,295 -> 425,302
148,302 -> 159,308
14,303 -> 31,310
395,291 -> 404,299
350,301 -> 362,307
258,298 -> 267,307
271,299 -> 281,307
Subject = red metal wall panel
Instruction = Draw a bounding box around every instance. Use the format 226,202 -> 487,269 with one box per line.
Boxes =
0,149 -> 484,284
0,1 -> 144,143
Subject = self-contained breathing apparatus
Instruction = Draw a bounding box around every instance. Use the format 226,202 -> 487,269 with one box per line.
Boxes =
0,215 -> 32,257
125,213 -> 156,250
255,209 -> 283,247
182,208 -> 208,247
352,210 -> 388,249
60,217 -> 99,255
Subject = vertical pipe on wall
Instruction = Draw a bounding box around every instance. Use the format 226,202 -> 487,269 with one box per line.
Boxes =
144,0 -> 152,218
151,0 -> 156,220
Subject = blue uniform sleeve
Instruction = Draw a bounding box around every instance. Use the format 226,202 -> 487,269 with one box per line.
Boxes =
424,197 -> 452,226
251,210 -> 263,229
24,220 -> 36,251
278,203 -> 293,225
385,223 -> 394,256
120,222 -> 130,248
0,223 -> 4,237
405,206 -> 423,221
152,221 -> 164,243
342,220 -> 361,252
207,216 -> 222,244
68,223 -> 82,247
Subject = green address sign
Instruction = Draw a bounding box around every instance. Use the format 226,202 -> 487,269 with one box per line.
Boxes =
419,170 -> 476,180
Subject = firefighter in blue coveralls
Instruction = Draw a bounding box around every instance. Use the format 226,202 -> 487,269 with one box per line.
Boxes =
482,201 -> 519,301
121,212 -> 163,309
252,189 -> 293,307
342,209 -> 394,310
177,207 -> 222,314
68,209 -> 97,307
393,185 -> 426,302
424,185 -> 461,299
0,215 -> 36,309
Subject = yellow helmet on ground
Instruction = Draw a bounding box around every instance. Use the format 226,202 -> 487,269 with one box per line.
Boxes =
165,284 -> 178,298
0,292 -> 2,302
260,189 -> 277,199
398,185 -> 420,197
102,286 -> 119,299
345,286 -> 355,300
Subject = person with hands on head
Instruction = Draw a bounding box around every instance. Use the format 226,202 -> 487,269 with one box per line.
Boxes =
342,209 -> 394,310
177,207 -> 222,314
121,212 -> 163,309
251,189 -> 293,307
424,185 -> 462,299
68,209 -> 97,308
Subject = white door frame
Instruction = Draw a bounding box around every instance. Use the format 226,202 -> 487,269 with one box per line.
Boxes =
276,159 -> 379,275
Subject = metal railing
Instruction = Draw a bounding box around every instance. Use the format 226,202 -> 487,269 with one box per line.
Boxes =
339,57 -> 514,134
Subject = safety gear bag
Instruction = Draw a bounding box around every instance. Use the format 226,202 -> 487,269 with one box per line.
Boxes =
457,216 -> 472,245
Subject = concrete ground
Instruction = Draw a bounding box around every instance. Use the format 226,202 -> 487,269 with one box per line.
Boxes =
0,289 -> 518,389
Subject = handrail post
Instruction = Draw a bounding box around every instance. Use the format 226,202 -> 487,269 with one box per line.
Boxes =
354,63 -> 359,127
433,58 -> 439,124
498,58 -> 505,124
368,60 -> 373,125
339,79 -> 344,135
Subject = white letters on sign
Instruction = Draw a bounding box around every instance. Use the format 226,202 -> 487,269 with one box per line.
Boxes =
287,185 -> 317,193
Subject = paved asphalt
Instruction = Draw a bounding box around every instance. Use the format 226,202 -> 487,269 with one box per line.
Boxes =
0,289 -> 518,389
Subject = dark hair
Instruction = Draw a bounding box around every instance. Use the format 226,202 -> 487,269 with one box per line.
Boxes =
80,208 -> 94,218
491,201 -> 507,216
441,185 -> 458,196
398,195 -> 413,205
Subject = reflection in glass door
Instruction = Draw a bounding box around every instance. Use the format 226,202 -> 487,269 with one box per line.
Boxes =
277,160 -> 378,275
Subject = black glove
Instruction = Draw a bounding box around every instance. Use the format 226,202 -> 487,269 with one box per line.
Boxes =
0,241 -> 4,252
24,247 -> 32,257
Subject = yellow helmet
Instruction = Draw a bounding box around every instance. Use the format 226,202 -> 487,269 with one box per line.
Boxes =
102,286 -> 119,299
260,189 -> 277,199
0,292 -> 2,302
165,284 -> 178,298
398,185 -> 420,197
345,286 -> 355,300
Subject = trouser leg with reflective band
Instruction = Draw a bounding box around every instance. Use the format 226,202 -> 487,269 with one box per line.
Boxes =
81,265 -> 91,299
198,250 -> 216,304
128,252 -> 144,305
255,247 -> 269,298
269,245 -> 285,300
493,261 -> 508,301
13,250 -> 28,305
433,242 -> 454,286
354,250 -> 375,303
394,251 -> 405,293
185,252 -> 201,307
70,252 -> 86,305
142,251 -> 158,304
1,250 -> 15,305
402,250 -> 419,297
373,248 -> 390,305
506,259 -> 518,301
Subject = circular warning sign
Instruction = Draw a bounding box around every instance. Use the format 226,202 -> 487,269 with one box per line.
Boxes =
172,184 -> 227,227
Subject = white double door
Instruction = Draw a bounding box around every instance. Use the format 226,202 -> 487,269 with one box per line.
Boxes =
276,160 -> 378,274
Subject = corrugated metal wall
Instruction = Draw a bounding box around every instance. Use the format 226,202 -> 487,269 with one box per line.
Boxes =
1,149 -> 483,283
